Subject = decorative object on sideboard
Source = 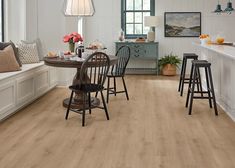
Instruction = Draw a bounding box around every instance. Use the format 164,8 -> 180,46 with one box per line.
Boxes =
144,16 -> 159,42
164,12 -> 201,38
158,53 -> 181,76
63,32 -> 83,53
214,0 -> 234,14
118,29 -> 125,42
63,0 -> 95,16
135,37 -> 146,42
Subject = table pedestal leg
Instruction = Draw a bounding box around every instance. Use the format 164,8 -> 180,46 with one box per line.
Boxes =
63,69 -> 100,110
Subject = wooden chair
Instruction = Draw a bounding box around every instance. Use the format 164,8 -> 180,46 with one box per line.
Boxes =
65,52 -> 111,126
106,45 -> 131,103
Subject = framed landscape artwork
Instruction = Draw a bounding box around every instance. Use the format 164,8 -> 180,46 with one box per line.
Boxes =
164,12 -> 201,37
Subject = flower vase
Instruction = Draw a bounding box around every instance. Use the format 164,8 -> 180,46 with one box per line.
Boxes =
69,42 -> 75,53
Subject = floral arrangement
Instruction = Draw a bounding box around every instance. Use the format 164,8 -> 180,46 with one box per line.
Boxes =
63,32 -> 83,52
63,32 -> 83,44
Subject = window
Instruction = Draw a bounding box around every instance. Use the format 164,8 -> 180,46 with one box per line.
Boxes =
0,0 -> 4,42
121,0 -> 155,39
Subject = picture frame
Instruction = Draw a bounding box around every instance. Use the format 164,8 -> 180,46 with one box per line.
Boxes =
164,12 -> 201,37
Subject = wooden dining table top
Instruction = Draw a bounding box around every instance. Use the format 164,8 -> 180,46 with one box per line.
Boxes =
44,55 -> 118,68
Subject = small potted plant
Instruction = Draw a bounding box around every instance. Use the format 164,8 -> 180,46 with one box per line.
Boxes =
158,53 -> 181,76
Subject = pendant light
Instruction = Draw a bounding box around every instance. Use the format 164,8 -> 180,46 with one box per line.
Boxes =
224,0 -> 234,14
63,0 -> 95,16
214,0 -> 223,13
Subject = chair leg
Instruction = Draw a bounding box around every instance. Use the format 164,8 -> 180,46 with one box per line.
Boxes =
205,67 -> 212,108
95,91 -> 98,98
208,67 -> 218,116
82,93 -> 86,127
122,76 -> 129,100
88,92 -> 92,114
65,91 -> 74,120
180,58 -> 187,96
114,77 -> 117,96
106,77 -> 110,103
186,63 -> 194,107
101,90 -> 109,120
178,57 -> 185,92
197,68 -> 203,97
189,66 -> 197,115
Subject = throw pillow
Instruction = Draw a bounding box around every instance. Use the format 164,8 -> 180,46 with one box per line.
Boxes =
18,43 -> 40,64
21,38 -> 45,61
0,41 -> 22,67
0,45 -> 21,73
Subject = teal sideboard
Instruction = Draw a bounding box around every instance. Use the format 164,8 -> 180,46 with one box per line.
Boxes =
115,42 -> 159,74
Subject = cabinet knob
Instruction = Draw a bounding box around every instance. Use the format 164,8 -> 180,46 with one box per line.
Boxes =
134,45 -> 140,48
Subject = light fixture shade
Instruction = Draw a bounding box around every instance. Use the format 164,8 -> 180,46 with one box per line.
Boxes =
63,0 -> 95,16
224,1 -> 234,13
144,16 -> 159,27
214,4 -> 223,13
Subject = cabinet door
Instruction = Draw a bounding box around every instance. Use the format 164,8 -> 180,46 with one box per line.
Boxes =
144,43 -> 158,59
0,81 -> 16,118
49,67 -> 57,87
17,74 -> 34,105
35,68 -> 50,97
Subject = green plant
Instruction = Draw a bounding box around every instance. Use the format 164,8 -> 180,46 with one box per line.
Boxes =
158,53 -> 181,69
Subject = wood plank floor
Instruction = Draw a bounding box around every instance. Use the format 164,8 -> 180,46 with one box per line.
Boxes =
1,75 -> 235,168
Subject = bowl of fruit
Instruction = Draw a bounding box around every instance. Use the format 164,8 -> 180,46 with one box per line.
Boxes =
216,37 -> 225,44
199,34 -> 211,45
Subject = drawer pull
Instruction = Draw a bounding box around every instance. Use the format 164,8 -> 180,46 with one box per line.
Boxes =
134,54 -> 140,57
135,49 -> 139,53
134,45 -> 140,48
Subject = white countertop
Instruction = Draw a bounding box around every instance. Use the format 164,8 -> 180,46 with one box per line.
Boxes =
193,42 -> 235,60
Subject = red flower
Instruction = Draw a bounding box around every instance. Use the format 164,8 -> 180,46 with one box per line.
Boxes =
63,32 -> 83,43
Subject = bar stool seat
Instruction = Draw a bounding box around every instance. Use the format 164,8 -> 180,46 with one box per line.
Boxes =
185,60 -> 218,115
178,53 -> 201,96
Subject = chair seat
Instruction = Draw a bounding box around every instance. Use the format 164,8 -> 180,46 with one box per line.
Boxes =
69,84 -> 104,93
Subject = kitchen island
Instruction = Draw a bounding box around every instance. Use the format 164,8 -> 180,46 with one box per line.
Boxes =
194,42 -> 235,121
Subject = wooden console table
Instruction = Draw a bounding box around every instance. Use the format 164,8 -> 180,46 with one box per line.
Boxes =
115,42 -> 159,74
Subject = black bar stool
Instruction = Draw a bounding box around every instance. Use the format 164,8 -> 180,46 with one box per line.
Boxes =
178,53 -> 201,96
185,60 -> 218,116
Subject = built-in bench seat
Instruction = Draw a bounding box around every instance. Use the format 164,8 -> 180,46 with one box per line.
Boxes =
0,62 -> 45,81
0,62 -> 57,121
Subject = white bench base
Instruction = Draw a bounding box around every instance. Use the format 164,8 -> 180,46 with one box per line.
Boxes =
0,62 -> 57,121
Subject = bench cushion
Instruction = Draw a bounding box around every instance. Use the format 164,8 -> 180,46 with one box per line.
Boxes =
0,61 -> 44,81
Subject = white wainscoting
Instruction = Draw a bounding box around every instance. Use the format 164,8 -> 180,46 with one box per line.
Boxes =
196,45 -> 235,121
0,63 -> 57,121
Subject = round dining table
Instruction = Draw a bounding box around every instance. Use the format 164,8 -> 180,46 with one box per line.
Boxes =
44,55 -> 118,110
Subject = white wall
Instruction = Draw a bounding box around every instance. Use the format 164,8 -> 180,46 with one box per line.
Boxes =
85,0 -> 235,58
84,0 -> 121,55
6,0 -> 235,85
5,0 -> 78,86
5,0 -> 26,42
